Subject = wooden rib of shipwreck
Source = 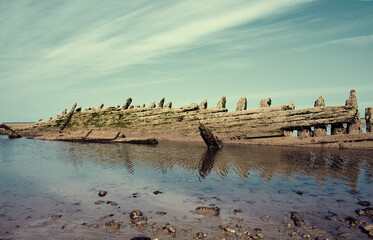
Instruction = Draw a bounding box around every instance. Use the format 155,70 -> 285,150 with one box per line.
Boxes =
0,123 -> 21,139
13,89 -> 373,149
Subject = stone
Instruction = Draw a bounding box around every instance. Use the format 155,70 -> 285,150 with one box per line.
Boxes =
290,212 -> 305,226
76,107 -> 82,112
193,206 -> 220,216
62,109 -> 67,114
314,126 -> 327,137
157,98 -> 165,108
129,105 -> 134,109
50,214 -> 62,220
135,105 -> 140,108
236,97 -> 247,111
359,201 -> 371,207
314,96 -> 325,107
98,190 -> 107,197
142,104 -> 146,108
98,104 -> 104,110
0,123 -> 22,139
363,224 -> 373,232
219,224 -> 235,233
260,97 -> 271,108
164,102 -> 172,108
149,102 -> 156,108
105,220 -> 120,229
331,123 -> 346,135
38,118 -> 42,122
122,98 -> 132,110
216,96 -> 226,109
366,107 -> 373,132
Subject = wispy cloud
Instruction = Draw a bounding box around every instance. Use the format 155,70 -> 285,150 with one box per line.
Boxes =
283,34 -> 373,54
0,0 -> 313,89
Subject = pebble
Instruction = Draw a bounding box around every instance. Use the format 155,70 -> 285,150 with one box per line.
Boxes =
194,232 -> 207,239
98,190 -> 107,197
94,200 -> 105,205
219,224 -> 235,234
359,201 -> 371,206
50,214 -> 62,220
153,190 -> 162,195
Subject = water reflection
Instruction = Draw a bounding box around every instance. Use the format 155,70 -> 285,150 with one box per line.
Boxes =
198,149 -> 220,180
59,141 -> 373,191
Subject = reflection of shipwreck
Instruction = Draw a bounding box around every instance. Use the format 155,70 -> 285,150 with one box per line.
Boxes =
16,89 -> 373,148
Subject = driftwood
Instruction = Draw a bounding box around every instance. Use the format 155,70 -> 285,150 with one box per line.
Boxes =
0,123 -> 22,139
114,137 -> 158,145
60,103 -> 77,130
198,123 -> 221,149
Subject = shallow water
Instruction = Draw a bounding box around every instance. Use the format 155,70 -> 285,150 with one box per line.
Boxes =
0,135 -> 372,239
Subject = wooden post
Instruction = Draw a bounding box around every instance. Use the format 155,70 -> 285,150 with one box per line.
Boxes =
198,123 -> 221,149
60,103 -> 77,130
0,123 -> 21,139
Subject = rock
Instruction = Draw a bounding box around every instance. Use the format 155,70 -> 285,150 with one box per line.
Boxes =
97,214 -> 114,221
314,96 -> 325,107
325,213 -> 338,221
359,201 -> 371,207
290,212 -> 305,226
155,211 -> 167,216
261,215 -> 270,220
236,97 -> 247,111
62,109 -> 67,114
199,99 -> 207,110
142,104 -> 146,107
236,223 -> 243,228
122,98 -> 132,110
157,98 -> 165,108
260,97 -> 271,108
149,102 -> 156,108
129,105 -> 134,109
94,200 -> 105,205
106,201 -> 118,206
198,123 -> 221,149
345,216 -> 358,227
38,118 -> 43,122
50,214 -> 62,220
98,190 -> 107,197
164,102 -> 172,108
216,96 -> 226,109
130,210 -> 144,221
356,207 -> 373,218
153,190 -> 162,195
76,107 -> 82,112
0,123 -> 22,139
193,206 -> 220,216
363,224 -> 373,232
105,220 -> 120,229
219,224 -> 235,233
297,191 -> 303,195
135,105 -> 140,108
194,232 -> 207,239
98,103 -> 104,110
49,117 -> 53,120
366,107 -> 373,132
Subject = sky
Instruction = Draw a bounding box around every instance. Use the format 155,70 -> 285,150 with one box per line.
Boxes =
1,0 -> 373,122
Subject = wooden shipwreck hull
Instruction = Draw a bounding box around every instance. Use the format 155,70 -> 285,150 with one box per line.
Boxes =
26,89 -> 372,147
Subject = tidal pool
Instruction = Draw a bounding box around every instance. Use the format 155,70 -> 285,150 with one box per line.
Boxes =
0,136 -> 372,239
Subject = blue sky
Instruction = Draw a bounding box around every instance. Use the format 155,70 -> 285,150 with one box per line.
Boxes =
1,0 -> 372,122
